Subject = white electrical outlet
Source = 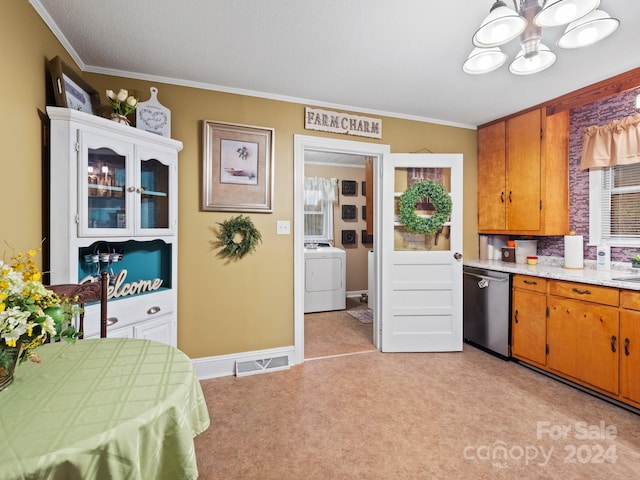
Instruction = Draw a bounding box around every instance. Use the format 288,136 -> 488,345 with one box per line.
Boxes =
276,220 -> 290,235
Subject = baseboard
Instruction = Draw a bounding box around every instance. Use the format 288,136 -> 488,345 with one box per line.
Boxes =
192,345 -> 296,380
347,289 -> 367,298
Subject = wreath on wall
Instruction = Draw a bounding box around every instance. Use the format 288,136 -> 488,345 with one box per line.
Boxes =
399,180 -> 452,234
213,215 -> 262,260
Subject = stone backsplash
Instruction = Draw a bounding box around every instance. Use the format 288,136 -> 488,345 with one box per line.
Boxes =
535,86 -> 640,263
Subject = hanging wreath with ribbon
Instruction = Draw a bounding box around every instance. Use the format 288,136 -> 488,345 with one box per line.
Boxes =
214,215 -> 262,260
399,180 -> 452,234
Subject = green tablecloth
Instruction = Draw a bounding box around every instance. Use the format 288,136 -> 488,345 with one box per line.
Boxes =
0,338 -> 210,480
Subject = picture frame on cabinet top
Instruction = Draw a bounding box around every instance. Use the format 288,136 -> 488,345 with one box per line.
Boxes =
202,120 -> 274,213
48,56 -> 101,115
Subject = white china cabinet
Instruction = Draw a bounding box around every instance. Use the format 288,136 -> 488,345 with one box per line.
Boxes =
46,107 -> 183,346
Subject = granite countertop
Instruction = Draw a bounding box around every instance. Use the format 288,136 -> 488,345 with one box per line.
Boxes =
463,257 -> 640,291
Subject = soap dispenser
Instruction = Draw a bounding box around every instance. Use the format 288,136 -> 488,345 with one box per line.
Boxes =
596,242 -> 611,271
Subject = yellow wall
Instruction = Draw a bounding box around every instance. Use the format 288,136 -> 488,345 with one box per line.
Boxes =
1,2 -> 478,360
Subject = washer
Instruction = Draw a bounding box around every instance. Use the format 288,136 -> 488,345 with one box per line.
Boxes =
304,245 -> 346,313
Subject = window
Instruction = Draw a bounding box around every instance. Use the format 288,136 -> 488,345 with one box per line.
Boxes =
304,199 -> 333,243
590,163 -> 640,247
304,177 -> 337,244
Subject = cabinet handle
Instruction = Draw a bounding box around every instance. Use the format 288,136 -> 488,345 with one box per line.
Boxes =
611,335 -> 617,353
571,287 -> 591,295
523,280 -> 538,285
107,317 -> 118,326
500,192 -> 504,203
624,338 -> 630,357
147,306 -> 161,315
127,186 -> 136,192
508,191 -> 512,203
514,310 -> 519,324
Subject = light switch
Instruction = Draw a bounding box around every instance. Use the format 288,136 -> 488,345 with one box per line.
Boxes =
276,220 -> 290,235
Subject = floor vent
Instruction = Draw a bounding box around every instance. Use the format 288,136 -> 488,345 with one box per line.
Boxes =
235,356 -> 290,377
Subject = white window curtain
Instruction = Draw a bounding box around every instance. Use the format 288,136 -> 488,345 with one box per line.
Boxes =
304,177 -> 338,243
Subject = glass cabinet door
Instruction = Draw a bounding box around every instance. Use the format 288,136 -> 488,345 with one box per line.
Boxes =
136,147 -> 175,235
139,158 -> 169,230
79,131 -> 134,237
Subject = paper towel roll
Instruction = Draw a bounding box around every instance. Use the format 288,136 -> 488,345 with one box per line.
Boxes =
479,236 -> 488,260
564,235 -> 584,269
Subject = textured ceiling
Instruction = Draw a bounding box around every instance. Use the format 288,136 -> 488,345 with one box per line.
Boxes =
31,0 -> 640,128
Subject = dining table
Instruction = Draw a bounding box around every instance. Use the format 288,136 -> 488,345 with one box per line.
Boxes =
0,338 -> 210,480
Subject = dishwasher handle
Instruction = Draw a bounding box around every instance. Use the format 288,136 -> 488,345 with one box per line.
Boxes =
463,271 -> 509,283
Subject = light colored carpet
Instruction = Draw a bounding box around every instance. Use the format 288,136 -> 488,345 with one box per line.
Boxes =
195,345 -> 640,479
304,305 -> 376,359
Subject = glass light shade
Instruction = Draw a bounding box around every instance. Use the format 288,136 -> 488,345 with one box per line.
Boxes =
463,47 -> 507,74
558,10 -> 620,49
508,44 -> 557,75
472,3 -> 527,48
534,0 -> 600,27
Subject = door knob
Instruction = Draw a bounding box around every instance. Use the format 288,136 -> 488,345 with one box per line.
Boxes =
454,252 -> 462,260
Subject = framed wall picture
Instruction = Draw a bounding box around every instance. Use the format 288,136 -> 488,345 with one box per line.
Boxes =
202,120 -> 274,212
48,56 -> 101,115
341,180 -> 357,195
342,230 -> 356,245
342,205 -> 357,220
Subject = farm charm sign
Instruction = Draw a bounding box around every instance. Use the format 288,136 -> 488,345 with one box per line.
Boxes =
304,107 -> 382,139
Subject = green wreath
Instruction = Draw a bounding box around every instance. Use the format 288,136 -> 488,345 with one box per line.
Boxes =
399,180 -> 452,234
214,215 -> 262,259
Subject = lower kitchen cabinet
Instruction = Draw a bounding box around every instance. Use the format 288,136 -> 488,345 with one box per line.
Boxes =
620,291 -> 640,407
547,295 -> 619,395
510,277 -> 640,410
512,275 -> 547,366
547,280 -> 620,396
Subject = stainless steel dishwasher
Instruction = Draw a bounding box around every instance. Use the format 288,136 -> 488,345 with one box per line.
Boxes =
463,266 -> 511,358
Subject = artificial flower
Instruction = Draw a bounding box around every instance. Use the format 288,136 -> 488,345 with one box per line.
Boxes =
106,89 -> 138,117
0,247 -> 81,372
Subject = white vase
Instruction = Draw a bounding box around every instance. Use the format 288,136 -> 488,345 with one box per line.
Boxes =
110,113 -> 130,125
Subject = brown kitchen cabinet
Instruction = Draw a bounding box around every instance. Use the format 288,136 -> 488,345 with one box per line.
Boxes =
511,275 -> 547,366
547,280 -> 620,396
477,108 -> 570,235
620,291 -> 640,407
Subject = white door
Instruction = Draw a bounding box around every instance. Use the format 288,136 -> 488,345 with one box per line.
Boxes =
380,154 -> 463,352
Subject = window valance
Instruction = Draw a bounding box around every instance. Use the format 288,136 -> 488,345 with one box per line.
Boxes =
304,177 -> 338,206
581,113 -> 640,170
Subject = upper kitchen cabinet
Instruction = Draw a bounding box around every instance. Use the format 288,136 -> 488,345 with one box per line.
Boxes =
477,108 -> 569,235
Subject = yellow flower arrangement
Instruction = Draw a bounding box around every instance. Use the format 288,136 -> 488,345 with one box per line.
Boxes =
0,248 -> 80,373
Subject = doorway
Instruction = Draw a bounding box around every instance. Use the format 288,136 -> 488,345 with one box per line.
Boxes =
293,135 -> 390,364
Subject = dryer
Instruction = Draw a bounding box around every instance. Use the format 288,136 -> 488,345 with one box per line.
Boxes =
304,245 -> 346,313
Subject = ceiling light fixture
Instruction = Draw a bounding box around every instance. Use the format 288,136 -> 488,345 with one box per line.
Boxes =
463,0 -> 620,75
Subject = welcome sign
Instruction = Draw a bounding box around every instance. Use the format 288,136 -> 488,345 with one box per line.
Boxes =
304,107 -> 382,139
